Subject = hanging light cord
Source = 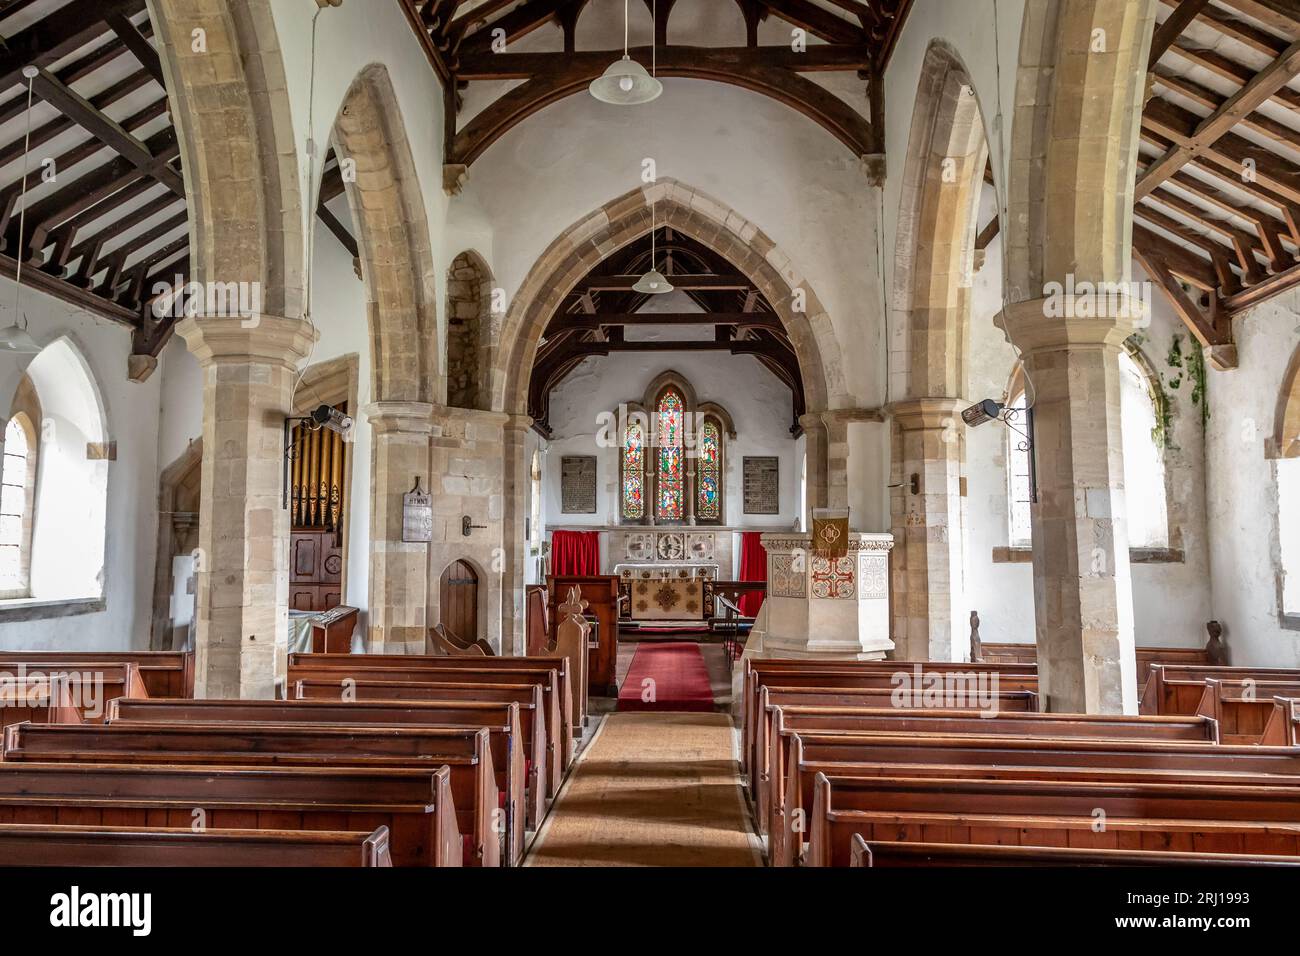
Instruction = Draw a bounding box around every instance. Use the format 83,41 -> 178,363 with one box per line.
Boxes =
12,68 -> 36,326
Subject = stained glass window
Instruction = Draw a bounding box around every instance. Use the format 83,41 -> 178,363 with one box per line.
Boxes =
622,419 -> 645,520
655,389 -> 684,519
697,419 -> 720,521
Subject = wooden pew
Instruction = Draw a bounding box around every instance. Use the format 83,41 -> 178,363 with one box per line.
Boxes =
849,836 -> 1300,868
287,653 -> 574,765
106,695 -> 548,832
807,772 -> 1300,866
1262,697 -> 1300,746
0,762 -> 461,866
1141,663 -> 1300,716
4,721 -> 508,867
1194,678 -> 1300,743
293,676 -> 565,796
0,651 -> 193,698
0,677 -> 83,733
975,643 -> 1211,688
741,658 -> 1040,778
0,663 -> 147,721
0,823 -> 392,866
748,685 -> 1041,799
775,731 -> 1300,865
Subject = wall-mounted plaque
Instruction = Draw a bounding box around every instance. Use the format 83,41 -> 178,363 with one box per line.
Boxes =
743,456 -> 780,514
401,481 -> 432,542
561,455 -> 597,514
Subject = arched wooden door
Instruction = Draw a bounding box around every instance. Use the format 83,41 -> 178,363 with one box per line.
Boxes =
439,560 -> 479,642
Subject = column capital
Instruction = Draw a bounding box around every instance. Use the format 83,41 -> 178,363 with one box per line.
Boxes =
886,396 -> 965,429
176,315 -> 317,368
362,401 -> 435,435
429,405 -> 511,430
996,292 -> 1145,355
819,406 -> 886,426
503,413 -> 534,434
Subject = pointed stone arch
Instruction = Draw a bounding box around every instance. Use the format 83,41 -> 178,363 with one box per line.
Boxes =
446,250 -> 497,411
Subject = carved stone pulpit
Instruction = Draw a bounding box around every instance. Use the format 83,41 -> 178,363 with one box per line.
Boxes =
752,532 -> 895,660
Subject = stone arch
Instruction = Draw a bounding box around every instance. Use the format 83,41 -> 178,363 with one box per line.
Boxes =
1274,342 -> 1300,459
496,179 -> 840,416
891,40 -> 991,402
446,250 -> 497,411
148,0 -> 304,317
331,64 -> 439,405
1004,0 -> 1157,301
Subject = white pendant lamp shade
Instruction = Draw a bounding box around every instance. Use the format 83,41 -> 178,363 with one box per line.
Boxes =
589,55 -> 662,105
0,318 -> 40,354
632,268 -> 673,294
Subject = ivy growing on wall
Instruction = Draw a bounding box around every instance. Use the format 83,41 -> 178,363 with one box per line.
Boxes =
1160,332 -> 1210,439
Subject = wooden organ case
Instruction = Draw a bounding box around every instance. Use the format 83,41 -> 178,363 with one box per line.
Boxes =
288,405 -> 348,612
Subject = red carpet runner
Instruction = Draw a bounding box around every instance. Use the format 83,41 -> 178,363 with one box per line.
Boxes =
617,642 -> 715,712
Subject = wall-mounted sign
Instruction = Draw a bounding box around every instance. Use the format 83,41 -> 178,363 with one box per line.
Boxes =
402,478 -> 433,542
561,455 -> 597,514
743,456 -> 780,514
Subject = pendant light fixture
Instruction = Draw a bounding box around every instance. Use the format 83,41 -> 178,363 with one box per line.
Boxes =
0,65 -> 43,355
589,0 -> 662,105
633,208 -> 673,295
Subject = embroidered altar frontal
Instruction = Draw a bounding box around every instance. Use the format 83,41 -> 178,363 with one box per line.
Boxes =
629,579 -> 705,621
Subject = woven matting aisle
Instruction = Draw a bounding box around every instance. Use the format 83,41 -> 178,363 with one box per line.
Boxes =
524,712 -> 763,867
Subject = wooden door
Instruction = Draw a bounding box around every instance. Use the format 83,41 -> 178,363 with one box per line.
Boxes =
289,530 -> 343,612
439,560 -> 479,642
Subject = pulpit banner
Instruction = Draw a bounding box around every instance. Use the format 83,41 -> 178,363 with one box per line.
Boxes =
811,509 -> 850,558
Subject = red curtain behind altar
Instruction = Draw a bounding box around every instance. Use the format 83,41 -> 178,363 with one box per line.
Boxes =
737,532 -> 767,617
550,530 -> 601,577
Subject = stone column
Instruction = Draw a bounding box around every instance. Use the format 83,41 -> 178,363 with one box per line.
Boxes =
500,414 -> 533,655
176,315 -> 317,699
364,401 -> 434,655
798,412 -> 829,528
998,299 -> 1141,714
887,398 -> 967,661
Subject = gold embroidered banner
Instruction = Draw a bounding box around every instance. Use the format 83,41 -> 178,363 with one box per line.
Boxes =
811,514 -> 849,559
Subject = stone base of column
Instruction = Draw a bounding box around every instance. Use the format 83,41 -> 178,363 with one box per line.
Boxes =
756,532 -> 895,660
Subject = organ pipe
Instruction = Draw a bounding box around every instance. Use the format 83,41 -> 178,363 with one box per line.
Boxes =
289,404 -> 348,536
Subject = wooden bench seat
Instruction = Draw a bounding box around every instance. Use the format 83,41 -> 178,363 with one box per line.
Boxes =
288,658 -> 572,768
1262,697 -> 1300,746
775,731 -> 1300,865
288,653 -> 574,737
849,836 -> 1300,867
0,663 -> 147,721
747,685 -> 1041,795
0,822 -> 391,866
4,721 -> 508,866
106,695 -> 549,830
976,643 -> 1210,687
105,697 -> 543,832
807,772 -> 1300,866
0,762 -> 461,866
1141,664 -> 1300,715
293,677 -> 564,796
0,677 -> 82,732
0,651 -> 193,698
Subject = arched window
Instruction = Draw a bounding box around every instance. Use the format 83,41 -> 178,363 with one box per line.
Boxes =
619,374 -> 732,526
1005,350 -> 1168,550
697,418 -> 722,522
622,418 -> 646,521
1118,350 -> 1169,549
1279,458 -> 1300,616
0,414 -> 37,598
655,387 -> 685,521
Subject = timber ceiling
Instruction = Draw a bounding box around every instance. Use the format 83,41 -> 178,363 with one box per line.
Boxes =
400,0 -> 912,168
0,0 -> 354,374
528,226 -> 805,436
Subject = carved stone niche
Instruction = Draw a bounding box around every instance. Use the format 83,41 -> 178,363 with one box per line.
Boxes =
755,531 -> 895,660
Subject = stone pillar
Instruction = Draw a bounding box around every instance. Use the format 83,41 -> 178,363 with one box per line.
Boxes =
500,415 -> 533,655
754,532 -> 894,659
428,406 -> 509,652
888,398 -> 967,661
798,412 -> 829,528
364,401 -> 434,655
998,299 -> 1140,714
176,315 -> 317,699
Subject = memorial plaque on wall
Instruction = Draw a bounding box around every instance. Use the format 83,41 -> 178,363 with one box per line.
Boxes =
743,456 -> 780,514
401,484 -> 433,542
561,455 -> 597,513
